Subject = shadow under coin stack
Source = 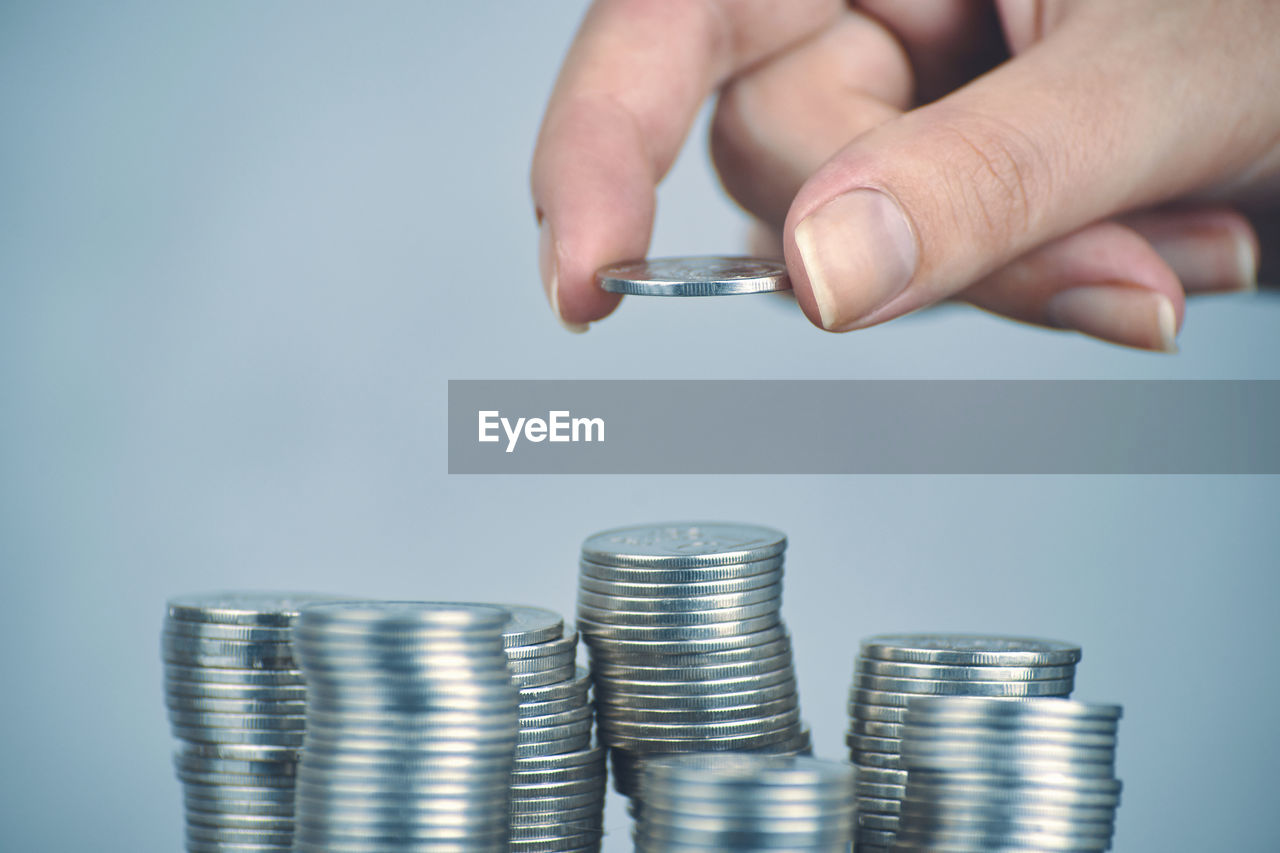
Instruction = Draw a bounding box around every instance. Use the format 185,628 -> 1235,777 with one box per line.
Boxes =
892,697 -> 1123,851
632,754 -> 856,852
848,634 -> 1082,852
291,602 -> 519,853
497,605 -> 606,853
162,592 -> 337,853
576,522 -> 811,809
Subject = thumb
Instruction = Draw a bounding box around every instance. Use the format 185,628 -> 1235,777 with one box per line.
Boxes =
783,9 -> 1216,332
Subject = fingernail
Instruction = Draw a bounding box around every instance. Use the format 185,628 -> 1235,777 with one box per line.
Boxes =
793,188 -> 917,331
539,221 -> 588,334
1046,285 -> 1179,353
1147,225 -> 1258,293
1237,230 -> 1260,290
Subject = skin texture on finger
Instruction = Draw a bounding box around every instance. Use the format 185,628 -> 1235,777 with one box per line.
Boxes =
755,202 -> 1251,351
783,0 -> 1280,334
747,219 -> 784,260
711,9 -> 910,231
996,0 -> 1066,53
998,0 -> 1280,200
962,221 -> 1184,352
756,204 -> 1250,350
530,0 -> 843,327
751,213 -> 1190,351
710,7 -> 1226,350
857,0 -> 1007,104
711,11 -> 909,229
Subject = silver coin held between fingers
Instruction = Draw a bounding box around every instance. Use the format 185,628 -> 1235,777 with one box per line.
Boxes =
596,256 -> 790,296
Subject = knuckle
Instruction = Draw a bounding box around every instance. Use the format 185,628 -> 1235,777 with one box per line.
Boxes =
927,108 -> 1054,245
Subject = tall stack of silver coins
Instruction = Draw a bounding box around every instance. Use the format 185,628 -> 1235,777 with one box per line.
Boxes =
848,634 -> 1082,852
162,592 -> 337,852
291,602 -> 519,853
576,522 -> 811,808
632,754 -> 856,852
892,697 -> 1124,851
497,605 -> 607,852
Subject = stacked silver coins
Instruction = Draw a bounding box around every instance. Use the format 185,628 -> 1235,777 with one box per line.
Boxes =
498,605 -> 606,852
633,754 -> 855,851
848,634 -> 1081,852
162,591 -> 336,852
892,697 -> 1123,851
576,522 -> 810,802
291,602 -> 519,853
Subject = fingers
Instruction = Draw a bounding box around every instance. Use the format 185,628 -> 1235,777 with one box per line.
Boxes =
781,3 -> 1250,334
1122,206 -> 1260,294
747,219 -> 784,260
963,222 -> 1185,352
856,0 -> 1007,103
754,203 -> 1256,350
711,9 -> 911,231
756,207 -> 1257,351
755,207 -> 1260,351
711,7 -> 1253,352
961,206 -> 1258,351
531,0 -> 842,329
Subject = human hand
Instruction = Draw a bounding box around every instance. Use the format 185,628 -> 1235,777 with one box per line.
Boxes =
530,0 -> 1278,350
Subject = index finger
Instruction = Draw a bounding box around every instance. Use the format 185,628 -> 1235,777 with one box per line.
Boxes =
531,0 -> 842,328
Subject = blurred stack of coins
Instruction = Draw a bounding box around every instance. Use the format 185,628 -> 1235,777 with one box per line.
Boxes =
633,754 -> 856,852
496,604 -> 606,852
848,634 -> 1081,851
892,697 -> 1123,851
576,522 -> 811,805
291,601 -> 519,853
162,592 -> 337,852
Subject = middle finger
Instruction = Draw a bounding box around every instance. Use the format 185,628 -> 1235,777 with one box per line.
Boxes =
711,8 -> 913,230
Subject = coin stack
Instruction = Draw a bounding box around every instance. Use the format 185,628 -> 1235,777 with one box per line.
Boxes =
848,634 -> 1082,852
632,754 -> 856,852
291,601 -> 519,853
498,605 -> 607,852
576,522 -> 811,805
162,591 -> 337,852
892,697 -> 1124,851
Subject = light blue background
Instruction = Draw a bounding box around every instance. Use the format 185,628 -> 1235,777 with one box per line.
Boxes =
2,2 -> 1277,851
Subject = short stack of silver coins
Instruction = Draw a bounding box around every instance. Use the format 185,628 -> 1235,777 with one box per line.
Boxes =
892,697 -> 1123,851
848,635 -> 1082,851
162,592 -> 337,852
291,602 -> 519,853
576,522 -> 811,806
632,754 -> 856,852
498,605 -> 607,852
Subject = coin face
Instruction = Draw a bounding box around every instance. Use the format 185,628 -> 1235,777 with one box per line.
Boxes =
504,633 -> 578,661
297,601 -> 512,633
167,592 -> 342,627
496,605 -> 565,648
861,634 -> 1083,666
596,256 -> 790,296
582,522 -> 787,568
